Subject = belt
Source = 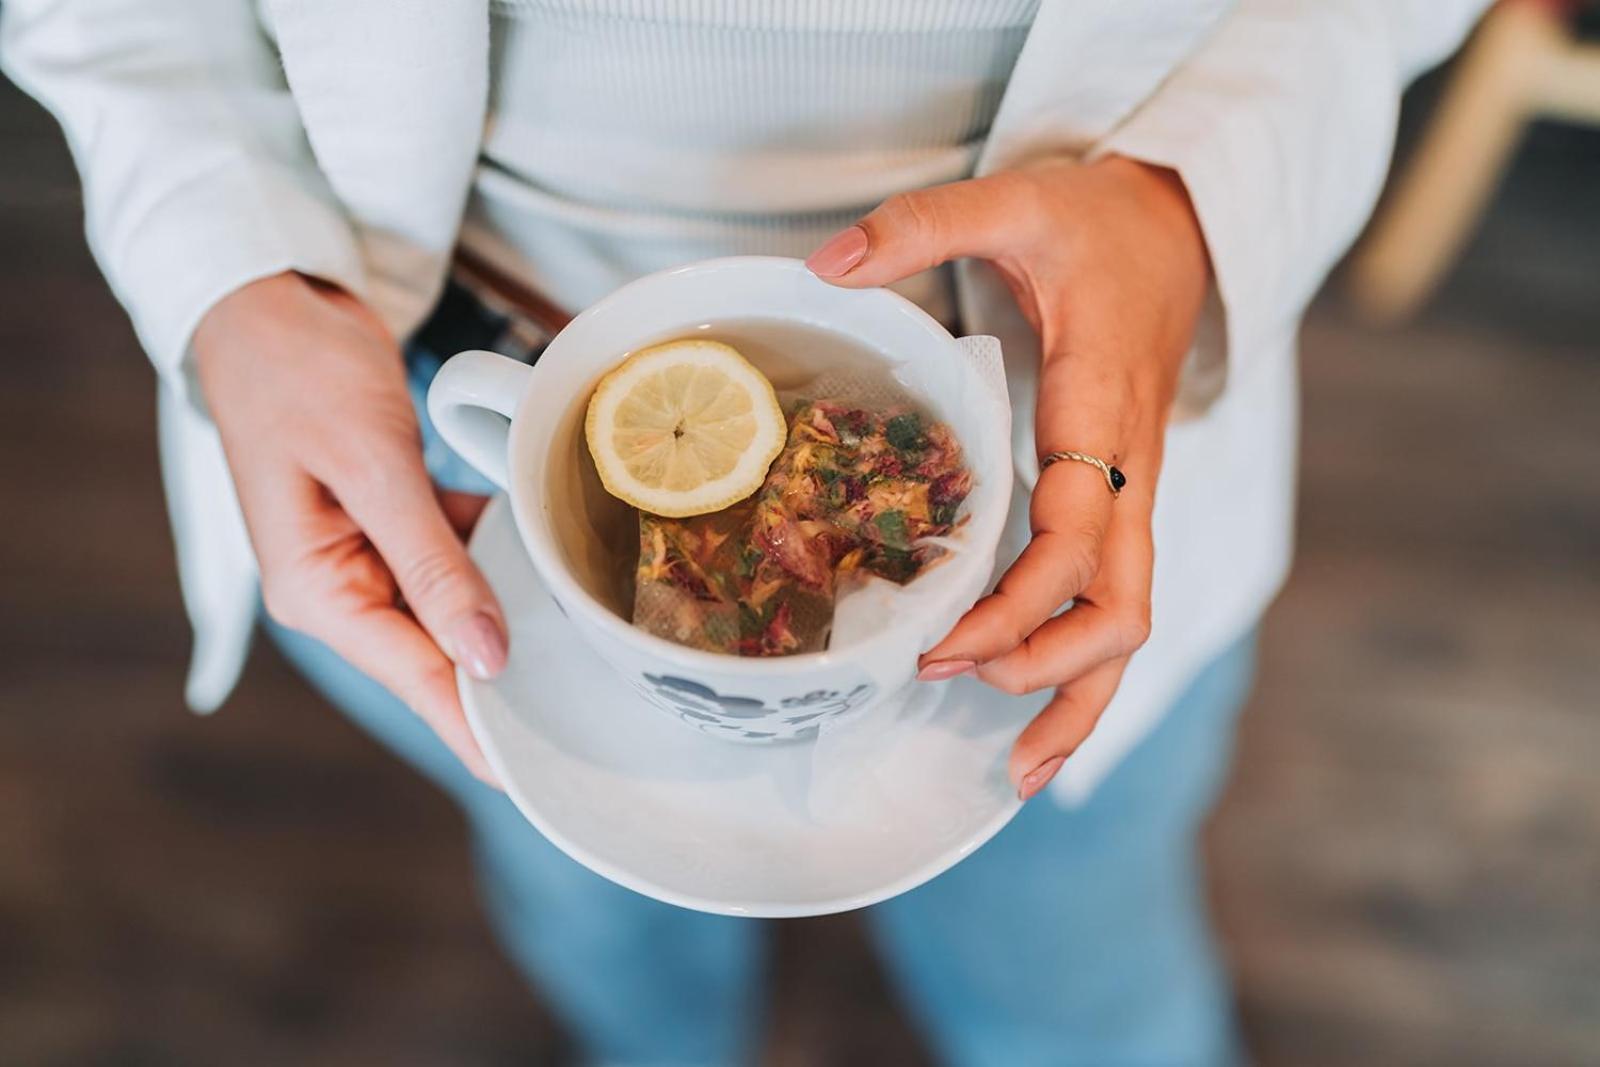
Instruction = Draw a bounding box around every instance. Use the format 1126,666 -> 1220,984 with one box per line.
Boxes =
415,246 -> 575,365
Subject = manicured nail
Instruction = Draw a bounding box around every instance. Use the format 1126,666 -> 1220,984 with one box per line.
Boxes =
471,758 -> 505,791
805,226 -> 869,278
451,611 -> 508,680
917,659 -> 976,682
1018,756 -> 1066,801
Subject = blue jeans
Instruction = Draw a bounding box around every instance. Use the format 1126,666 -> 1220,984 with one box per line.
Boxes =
264,334 -> 1255,1066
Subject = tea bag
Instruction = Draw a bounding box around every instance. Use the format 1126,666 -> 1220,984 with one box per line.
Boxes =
634,500 -> 835,655
632,387 -> 972,657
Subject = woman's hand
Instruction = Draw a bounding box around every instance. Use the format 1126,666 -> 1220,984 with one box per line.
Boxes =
808,156 -> 1210,800
193,272 -> 506,786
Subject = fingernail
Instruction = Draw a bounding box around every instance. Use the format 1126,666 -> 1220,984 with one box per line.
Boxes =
805,226 -> 869,278
1018,756 -> 1066,801
917,659 -> 976,682
473,760 -> 505,791
451,611 -> 508,680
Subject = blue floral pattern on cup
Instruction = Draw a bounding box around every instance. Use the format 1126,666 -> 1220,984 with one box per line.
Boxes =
637,674 -> 876,741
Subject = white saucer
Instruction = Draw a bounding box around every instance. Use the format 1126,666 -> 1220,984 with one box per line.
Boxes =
459,496 -> 1046,917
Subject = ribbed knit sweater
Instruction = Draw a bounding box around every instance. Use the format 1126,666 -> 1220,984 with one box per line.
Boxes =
465,0 -> 1040,319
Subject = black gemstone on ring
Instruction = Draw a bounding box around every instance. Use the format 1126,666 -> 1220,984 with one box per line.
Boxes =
1109,466 -> 1127,491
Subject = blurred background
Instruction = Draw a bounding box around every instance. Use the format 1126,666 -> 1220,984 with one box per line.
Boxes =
2,6 -> 1597,1064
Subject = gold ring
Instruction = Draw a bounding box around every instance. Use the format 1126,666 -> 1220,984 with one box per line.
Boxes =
1039,450 -> 1126,497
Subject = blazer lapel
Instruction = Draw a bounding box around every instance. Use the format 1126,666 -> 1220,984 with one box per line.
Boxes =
979,0 -> 1234,173
263,0 -> 490,336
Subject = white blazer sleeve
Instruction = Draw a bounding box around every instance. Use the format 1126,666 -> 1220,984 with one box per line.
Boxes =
1096,0 -> 1491,381
1,0 -> 367,400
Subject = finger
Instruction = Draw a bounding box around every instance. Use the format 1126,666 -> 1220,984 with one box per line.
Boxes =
246,475 -> 502,788
919,458 -> 1114,671
972,603 -> 1117,695
1010,658 -> 1128,800
438,490 -> 490,539
330,602 -> 502,789
805,173 -> 1036,288
332,449 -> 509,682
974,509 -> 1154,695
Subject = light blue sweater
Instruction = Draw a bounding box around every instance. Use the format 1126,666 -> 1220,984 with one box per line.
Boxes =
465,0 -> 1040,321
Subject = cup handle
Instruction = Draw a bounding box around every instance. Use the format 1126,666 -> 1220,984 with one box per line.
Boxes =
426,350 -> 534,491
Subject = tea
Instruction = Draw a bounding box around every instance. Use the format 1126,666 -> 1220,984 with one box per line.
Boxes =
634,397 -> 971,655
543,317 -> 968,642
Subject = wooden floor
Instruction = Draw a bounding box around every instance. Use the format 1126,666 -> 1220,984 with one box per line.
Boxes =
1,72 -> 1597,1065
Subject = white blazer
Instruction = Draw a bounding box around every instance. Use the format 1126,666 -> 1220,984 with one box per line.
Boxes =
2,0 -> 1486,802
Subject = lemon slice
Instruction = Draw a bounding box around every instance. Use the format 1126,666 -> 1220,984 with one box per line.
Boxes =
585,339 -> 786,517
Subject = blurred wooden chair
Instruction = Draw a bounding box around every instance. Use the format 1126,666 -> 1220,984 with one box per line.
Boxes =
1348,0 -> 1600,323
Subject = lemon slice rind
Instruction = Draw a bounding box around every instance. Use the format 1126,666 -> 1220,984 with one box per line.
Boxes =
585,339 -> 786,518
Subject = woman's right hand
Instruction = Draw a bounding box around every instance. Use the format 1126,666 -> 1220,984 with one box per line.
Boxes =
193,272 -> 506,785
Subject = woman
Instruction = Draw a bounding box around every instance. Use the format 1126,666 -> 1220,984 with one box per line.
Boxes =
3,2 -> 1486,1063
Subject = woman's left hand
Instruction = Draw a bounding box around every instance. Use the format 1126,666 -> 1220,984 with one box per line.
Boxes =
807,156 -> 1210,800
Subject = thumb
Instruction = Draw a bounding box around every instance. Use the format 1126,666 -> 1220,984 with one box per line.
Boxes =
805,175 -> 1029,289
337,456 -> 509,682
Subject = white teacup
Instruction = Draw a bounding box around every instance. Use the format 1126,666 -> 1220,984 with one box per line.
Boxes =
428,256 -> 1011,743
